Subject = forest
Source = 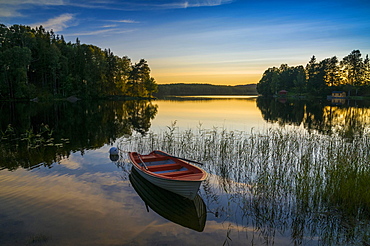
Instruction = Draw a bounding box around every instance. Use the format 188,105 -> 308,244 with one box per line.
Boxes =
0,24 -> 157,100
154,83 -> 257,97
257,50 -> 370,97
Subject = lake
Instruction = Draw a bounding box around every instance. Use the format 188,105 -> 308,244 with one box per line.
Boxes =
1,97 -> 369,245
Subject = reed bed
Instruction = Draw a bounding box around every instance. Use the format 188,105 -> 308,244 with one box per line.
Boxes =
118,125 -> 370,245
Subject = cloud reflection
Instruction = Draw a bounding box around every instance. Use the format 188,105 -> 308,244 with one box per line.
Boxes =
0,154 -> 263,245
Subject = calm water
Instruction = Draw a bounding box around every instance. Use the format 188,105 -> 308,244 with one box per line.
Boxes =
0,97 -> 369,245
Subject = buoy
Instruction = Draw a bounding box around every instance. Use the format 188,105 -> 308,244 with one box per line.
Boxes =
109,147 -> 119,155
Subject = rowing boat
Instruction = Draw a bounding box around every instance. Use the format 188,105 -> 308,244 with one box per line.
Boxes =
128,150 -> 207,200
129,167 -> 207,232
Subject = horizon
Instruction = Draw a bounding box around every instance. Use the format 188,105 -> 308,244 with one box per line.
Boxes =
1,0 -> 370,85
156,82 -> 257,86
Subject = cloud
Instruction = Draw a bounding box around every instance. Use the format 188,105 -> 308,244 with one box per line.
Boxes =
107,19 -> 140,24
60,158 -> 81,170
116,0 -> 234,10
177,0 -> 234,8
1,0 -> 65,5
0,0 -> 66,17
0,0 -> 233,18
115,19 -> 140,23
102,24 -> 118,28
69,28 -> 134,36
0,6 -> 21,17
71,28 -> 116,36
33,13 -> 76,32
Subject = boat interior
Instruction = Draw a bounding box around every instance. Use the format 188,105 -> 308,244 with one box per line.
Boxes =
135,154 -> 196,177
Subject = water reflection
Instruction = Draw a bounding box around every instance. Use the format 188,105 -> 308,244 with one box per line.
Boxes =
0,100 -> 157,170
120,126 -> 370,246
129,167 -> 207,232
1,97 -> 369,245
151,97 -> 264,131
257,97 -> 370,140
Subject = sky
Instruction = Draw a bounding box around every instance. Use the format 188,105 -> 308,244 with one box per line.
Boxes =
1,0 -> 370,85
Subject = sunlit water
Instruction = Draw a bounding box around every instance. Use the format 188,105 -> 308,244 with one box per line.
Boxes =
0,97 -> 369,245
150,97 -> 268,132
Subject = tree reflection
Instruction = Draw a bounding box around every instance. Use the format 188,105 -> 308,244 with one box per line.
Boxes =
125,100 -> 158,135
256,97 -> 370,139
257,97 -> 305,126
0,100 -> 157,170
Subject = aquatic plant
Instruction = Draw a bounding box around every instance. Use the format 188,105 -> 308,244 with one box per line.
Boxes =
0,124 -> 70,170
118,125 -> 370,245
27,233 -> 50,244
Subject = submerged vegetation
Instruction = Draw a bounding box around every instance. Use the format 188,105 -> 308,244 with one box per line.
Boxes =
119,125 -> 370,245
0,24 -> 157,100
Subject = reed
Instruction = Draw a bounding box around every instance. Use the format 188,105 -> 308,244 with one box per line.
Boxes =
27,233 -> 50,244
118,125 -> 370,245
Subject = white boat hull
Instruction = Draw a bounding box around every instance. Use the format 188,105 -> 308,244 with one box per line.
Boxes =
132,165 -> 202,200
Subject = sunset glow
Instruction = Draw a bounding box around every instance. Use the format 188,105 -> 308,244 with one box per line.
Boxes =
1,0 -> 370,85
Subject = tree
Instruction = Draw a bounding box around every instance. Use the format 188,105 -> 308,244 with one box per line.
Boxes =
0,23 -> 154,99
322,56 -> 341,87
363,55 -> 370,85
279,64 -> 296,90
143,77 -> 158,97
0,46 -> 32,98
306,55 -> 327,95
293,65 -> 306,94
127,59 -> 151,97
257,67 -> 280,96
257,50 -> 370,97
341,50 -> 364,86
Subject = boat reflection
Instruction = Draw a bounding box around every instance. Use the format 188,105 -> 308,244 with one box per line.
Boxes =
129,167 -> 207,232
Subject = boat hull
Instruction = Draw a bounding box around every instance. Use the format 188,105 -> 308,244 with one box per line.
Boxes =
130,167 -> 207,231
129,150 -> 207,200
132,164 -> 202,200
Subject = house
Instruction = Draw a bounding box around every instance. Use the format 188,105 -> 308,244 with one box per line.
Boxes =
331,91 -> 346,98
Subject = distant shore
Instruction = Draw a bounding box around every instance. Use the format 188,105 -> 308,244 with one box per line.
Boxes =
154,83 -> 258,97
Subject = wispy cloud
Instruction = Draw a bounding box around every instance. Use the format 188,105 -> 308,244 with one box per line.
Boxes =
0,0 -> 66,17
2,0 -> 65,5
163,0 -> 234,9
0,0 -> 234,18
108,19 -> 140,24
115,19 -> 140,23
69,28 -> 134,36
101,24 -> 118,28
32,13 -> 76,32
112,0 -> 234,10
0,6 -> 21,17
70,28 -> 116,36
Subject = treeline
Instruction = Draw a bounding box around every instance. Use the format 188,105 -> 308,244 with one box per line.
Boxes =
0,24 -> 157,100
155,83 -> 257,96
257,50 -> 370,96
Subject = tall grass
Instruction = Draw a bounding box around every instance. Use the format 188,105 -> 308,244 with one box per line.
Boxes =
118,125 -> 370,245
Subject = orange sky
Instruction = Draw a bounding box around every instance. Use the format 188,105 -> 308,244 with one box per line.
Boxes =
151,72 -> 262,85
